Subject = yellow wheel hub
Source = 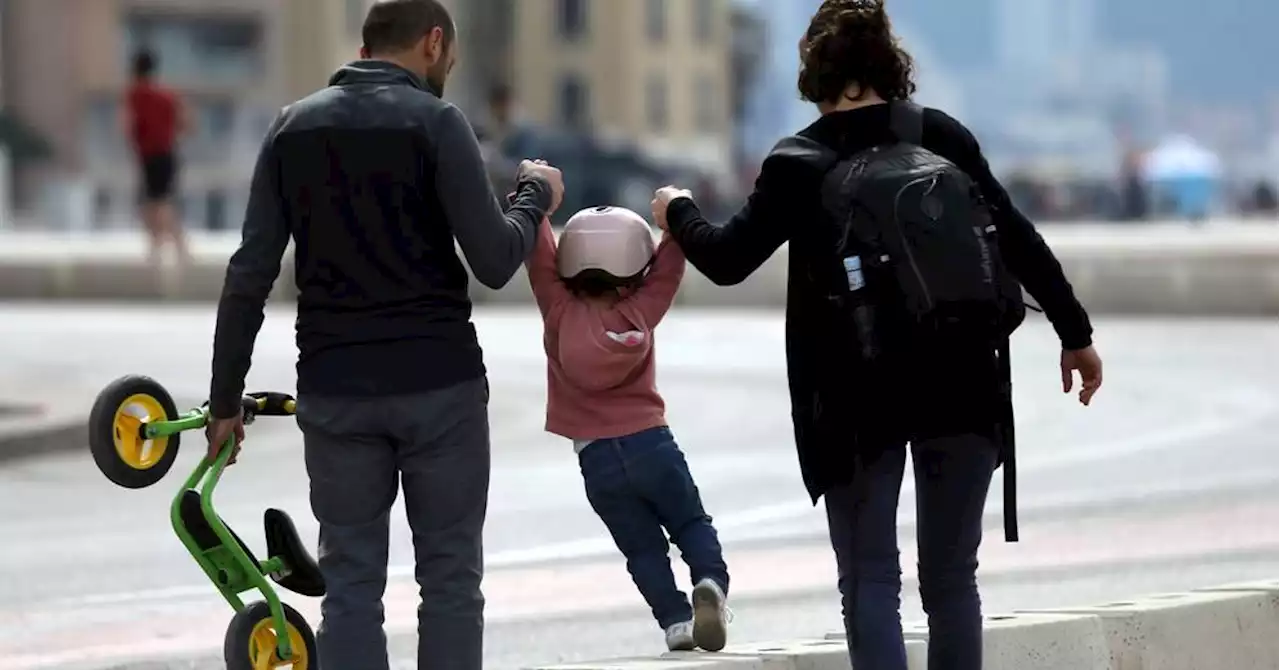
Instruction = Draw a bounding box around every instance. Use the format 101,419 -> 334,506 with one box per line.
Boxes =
248,617 -> 308,669
111,393 -> 170,470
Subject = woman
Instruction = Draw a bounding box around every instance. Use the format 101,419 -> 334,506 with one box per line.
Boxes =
651,1 -> 1104,669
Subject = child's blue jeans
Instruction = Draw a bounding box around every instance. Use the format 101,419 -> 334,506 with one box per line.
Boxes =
578,425 -> 729,629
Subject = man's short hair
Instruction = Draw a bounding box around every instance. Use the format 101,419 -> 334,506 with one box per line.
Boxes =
362,0 -> 455,55
132,49 -> 157,78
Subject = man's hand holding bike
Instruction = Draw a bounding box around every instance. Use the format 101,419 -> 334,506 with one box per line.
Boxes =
206,411 -> 246,466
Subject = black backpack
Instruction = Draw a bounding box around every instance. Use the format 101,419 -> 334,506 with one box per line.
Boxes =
819,101 -> 1025,357
818,101 -> 1026,541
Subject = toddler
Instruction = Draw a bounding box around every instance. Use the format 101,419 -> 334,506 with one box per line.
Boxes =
525,205 -> 731,652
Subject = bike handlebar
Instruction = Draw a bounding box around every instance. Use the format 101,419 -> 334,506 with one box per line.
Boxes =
239,392 -> 296,417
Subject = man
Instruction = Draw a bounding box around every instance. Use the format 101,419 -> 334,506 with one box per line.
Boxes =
123,49 -> 190,264
204,1 -> 564,668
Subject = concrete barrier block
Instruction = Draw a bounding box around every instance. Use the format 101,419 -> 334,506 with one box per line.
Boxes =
1,224 -> 1276,313
472,265 -> 538,305
982,613 -> 1111,670
528,655 -> 763,670
66,259 -> 166,300
702,638 -> 848,670
0,260 -> 60,298
904,639 -> 928,670
1020,589 -> 1279,670
1193,578 -> 1280,597
674,253 -> 788,309
904,612 -> 1111,670
820,627 -> 927,670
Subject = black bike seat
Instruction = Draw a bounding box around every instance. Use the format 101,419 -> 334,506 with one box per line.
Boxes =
179,489 -> 259,564
263,508 -> 326,597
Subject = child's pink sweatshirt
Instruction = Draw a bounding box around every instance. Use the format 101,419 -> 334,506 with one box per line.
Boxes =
526,219 -> 685,446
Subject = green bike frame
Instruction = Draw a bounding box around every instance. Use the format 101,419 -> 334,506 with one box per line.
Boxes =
144,410 -> 294,660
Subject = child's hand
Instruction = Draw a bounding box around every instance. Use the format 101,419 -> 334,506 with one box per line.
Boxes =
652,186 -> 693,231
650,198 -> 668,231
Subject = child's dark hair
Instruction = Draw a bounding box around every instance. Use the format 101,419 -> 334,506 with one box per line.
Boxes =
562,269 -> 646,298
798,0 -> 916,105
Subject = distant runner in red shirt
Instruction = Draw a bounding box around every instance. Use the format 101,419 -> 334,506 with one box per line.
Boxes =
123,49 -> 190,264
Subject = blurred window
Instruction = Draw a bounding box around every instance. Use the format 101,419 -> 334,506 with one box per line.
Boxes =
557,0 -> 587,39
558,74 -> 588,129
206,188 -> 228,231
186,97 -> 236,160
694,0 -> 715,41
122,13 -> 263,86
200,99 -> 235,140
646,0 -> 666,42
346,0 -> 366,36
646,74 -> 668,132
256,108 -> 277,139
695,73 -> 717,131
83,96 -> 124,160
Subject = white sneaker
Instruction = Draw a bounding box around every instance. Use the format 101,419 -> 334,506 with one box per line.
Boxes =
665,620 -> 695,651
691,578 -> 729,651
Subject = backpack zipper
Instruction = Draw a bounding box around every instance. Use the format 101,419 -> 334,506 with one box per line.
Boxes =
836,157 -> 871,252
891,173 -> 940,312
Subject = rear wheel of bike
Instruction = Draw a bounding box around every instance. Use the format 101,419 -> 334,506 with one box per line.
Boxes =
224,600 -> 316,670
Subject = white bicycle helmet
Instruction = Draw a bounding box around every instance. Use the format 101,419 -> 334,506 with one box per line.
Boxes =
557,206 -> 656,284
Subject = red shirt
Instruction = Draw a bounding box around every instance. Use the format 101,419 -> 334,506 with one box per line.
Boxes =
526,219 -> 686,442
125,82 -> 180,157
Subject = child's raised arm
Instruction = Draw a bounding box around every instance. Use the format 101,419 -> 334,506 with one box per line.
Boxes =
623,231 -> 685,327
526,216 -> 570,316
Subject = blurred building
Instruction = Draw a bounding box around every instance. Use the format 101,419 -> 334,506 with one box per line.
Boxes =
735,0 -> 821,163
1,0 -> 289,229
0,3 -> 8,227
509,0 -> 735,181
728,2 -> 767,168
0,0 -> 492,229
454,0 -> 514,117
282,0 -> 490,114
281,0 -> 363,103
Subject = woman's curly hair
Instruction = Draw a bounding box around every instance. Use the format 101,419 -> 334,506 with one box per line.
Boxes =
798,0 -> 917,105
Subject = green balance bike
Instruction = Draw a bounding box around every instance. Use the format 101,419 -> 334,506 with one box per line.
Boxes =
87,375 -> 325,670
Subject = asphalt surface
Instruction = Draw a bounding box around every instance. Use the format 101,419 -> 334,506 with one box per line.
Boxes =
0,304 -> 1275,670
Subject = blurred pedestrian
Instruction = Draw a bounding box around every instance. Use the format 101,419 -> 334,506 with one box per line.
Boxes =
203,1 -> 563,669
123,48 -> 190,265
1118,149 -> 1149,221
652,1 -> 1103,669
525,205 -> 731,652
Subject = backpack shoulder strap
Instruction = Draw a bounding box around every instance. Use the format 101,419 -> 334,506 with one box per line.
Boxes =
889,101 -> 925,146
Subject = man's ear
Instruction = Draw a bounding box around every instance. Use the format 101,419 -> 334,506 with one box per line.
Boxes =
359,45 -> 370,59
424,26 -> 445,63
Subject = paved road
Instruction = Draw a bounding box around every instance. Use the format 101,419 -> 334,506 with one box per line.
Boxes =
0,305 -> 1275,669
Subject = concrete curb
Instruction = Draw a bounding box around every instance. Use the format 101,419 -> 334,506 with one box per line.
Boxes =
0,223 -> 1275,314
0,406 -> 87,465
529,580 -> 1280,670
